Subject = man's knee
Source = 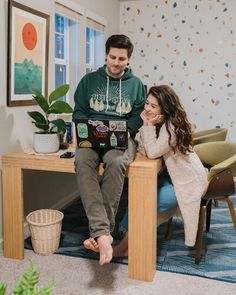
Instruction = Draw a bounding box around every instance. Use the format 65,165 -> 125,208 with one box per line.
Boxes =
75,148 -> 99,171
107,155 -> 128,172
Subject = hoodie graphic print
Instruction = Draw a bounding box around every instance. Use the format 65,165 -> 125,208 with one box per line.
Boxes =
89,79 -> 132,116
73,66 -> 146,135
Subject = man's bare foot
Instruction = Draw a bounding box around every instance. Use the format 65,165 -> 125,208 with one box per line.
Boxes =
113,235 -> 128,258
83,237 -> 99,253
97,235 -> 113,266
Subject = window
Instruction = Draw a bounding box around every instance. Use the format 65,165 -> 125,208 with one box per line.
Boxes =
86,27 -> 94,73
55,14 -> 68,94
54,3 -> 81,103
86,19 -> 105,73
54,3 -> 106,103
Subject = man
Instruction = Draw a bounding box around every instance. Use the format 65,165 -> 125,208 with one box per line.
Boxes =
73,34 -> 146,265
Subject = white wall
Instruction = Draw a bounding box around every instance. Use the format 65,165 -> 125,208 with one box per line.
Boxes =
75,0 -> 120,36
0,0 -> 120,244
120,0 -> 236,141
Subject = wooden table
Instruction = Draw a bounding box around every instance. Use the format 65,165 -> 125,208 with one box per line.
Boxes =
2,151 -> 161,281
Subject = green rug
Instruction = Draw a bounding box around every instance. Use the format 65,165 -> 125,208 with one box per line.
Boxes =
25,181 -> 236,283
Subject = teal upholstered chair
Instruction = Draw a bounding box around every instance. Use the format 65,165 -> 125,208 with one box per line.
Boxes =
193,128 -> 228,145
193,141 -> 236,264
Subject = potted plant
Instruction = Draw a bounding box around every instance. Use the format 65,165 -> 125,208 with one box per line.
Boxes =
0,261 -> 55,294
27,84 -> 73,154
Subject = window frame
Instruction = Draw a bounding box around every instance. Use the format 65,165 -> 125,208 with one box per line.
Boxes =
86,27 -> 105,73
54,13 -> 70,101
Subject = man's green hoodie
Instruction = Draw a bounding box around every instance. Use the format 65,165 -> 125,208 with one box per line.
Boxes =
73,66 -> 146,136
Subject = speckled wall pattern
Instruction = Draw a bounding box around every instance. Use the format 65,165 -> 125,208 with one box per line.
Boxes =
120,0 -> 235,141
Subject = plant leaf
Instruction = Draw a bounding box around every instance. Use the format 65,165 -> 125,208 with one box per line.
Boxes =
48,101 -> 73,114
27,111 -> 47,125
34,122 -> 50,131
50,119 -> 66,133
13,261 -> 39,294
12,261 -> 55,295
38,283 -> 55,295
48,84 -> 69,104
0,283 -> 7,295
32,90 -> 49,113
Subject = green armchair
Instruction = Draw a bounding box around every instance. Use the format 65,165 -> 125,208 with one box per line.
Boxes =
193,141 -> 236,264
193,128 -> 228,145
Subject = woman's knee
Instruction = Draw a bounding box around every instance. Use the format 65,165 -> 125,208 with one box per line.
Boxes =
158,184 -> 177,212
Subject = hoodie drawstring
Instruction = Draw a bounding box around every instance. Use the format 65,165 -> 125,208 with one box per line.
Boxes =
106,75 -> 122,115
106,76 -> 109,111
119,79 -> 122,115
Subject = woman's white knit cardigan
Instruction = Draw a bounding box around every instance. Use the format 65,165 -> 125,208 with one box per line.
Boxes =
137,124 -> 208,246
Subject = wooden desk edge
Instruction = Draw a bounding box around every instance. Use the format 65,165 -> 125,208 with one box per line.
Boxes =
2,151 -> 162,175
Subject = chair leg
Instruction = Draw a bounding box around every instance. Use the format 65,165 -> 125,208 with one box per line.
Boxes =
165,217 -> 173,239
206,200 -> 212,232
223,197 -> 236,230
195,206 -> 206,264
213,200 -> 219,207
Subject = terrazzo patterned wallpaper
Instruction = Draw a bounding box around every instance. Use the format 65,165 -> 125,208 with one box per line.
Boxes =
120,0 -> 235,141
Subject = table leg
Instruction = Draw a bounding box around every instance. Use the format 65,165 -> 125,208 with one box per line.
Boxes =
2,166 -> 24,259
128,163 -> 157,281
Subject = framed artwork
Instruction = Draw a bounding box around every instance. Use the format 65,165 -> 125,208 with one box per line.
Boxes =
7,0 -> 50,106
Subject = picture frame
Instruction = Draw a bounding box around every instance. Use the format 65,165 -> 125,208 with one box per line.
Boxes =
7,0 -> 50,107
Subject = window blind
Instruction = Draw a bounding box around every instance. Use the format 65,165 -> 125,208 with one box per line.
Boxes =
55,2 -> 82,21
86,17 -> 106,32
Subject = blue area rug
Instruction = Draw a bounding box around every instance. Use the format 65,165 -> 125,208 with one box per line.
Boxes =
25,180 -> 236,283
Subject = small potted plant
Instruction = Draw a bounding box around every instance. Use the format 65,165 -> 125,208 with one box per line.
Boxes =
28,84 -> 73,154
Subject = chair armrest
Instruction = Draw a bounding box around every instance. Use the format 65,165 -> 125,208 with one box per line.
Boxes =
209,155 -> 236,180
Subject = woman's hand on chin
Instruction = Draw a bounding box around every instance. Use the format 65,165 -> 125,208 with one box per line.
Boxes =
148,114 -> 164,126
140,110 -> 149,126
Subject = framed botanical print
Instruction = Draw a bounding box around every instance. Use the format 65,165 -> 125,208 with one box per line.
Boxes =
7,0 -> 50,106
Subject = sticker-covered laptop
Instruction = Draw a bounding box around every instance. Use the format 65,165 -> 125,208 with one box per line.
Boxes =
74,119 -> 128,149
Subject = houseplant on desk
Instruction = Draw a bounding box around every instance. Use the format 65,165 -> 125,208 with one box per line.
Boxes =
28,84 -> 73,154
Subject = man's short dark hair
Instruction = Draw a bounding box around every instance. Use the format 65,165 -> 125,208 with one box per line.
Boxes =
105,34 -> 134,58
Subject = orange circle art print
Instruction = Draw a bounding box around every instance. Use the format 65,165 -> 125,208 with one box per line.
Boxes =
22,22 -> 37,50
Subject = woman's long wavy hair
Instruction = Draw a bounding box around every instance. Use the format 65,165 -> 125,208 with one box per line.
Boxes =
148,85 -> 193,155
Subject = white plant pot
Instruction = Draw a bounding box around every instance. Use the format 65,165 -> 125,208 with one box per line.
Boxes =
33,132 -> 60,154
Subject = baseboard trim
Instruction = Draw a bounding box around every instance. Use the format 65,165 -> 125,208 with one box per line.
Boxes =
51,190 -> 80,211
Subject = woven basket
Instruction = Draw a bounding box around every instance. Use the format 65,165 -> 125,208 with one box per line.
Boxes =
26,209 -> 64,255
